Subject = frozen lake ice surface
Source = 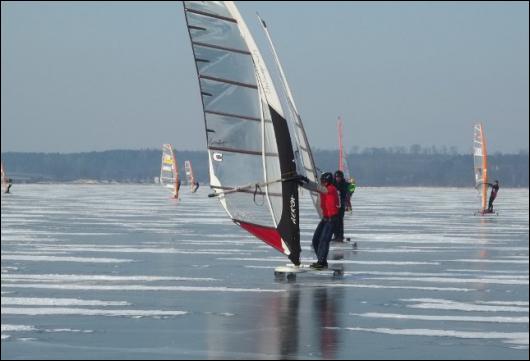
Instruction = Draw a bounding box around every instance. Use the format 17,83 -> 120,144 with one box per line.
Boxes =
1,185 -> 528,359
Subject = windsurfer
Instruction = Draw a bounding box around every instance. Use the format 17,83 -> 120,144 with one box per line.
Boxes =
192,181 -> 199,193
173,179 -> 181,199
486,180 -> 499,212
5,178 -> 12,194
309,172 -> 340,270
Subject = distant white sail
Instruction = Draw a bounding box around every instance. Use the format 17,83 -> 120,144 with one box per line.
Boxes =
337,116 -> 351,180
160,144 -> 180,198
473,123 -> 488,211
1,161 -> 8,193
184,160 -> 198,193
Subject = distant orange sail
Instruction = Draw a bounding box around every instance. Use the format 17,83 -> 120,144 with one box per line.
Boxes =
473,123 -> 488,211
337,116 -> 351,180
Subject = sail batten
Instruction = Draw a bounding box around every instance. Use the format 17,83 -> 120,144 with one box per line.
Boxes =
208,146 -> 279,157
192,41 -> 251,55
199,75 -> 258,89
185,7 -> 237,23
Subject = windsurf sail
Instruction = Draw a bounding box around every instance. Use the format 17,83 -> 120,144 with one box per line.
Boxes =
160,144 -> 180,198
183,1 -> 319,265
1,161 -> 8,193
473,123 -> 488,211
337,116 -> 351,180
184,160 -> 198,192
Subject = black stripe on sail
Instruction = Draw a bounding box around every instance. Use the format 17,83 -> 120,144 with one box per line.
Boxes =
193,41 -> 251,56
185,8 -> 238,23
188,25 -> 207,31
269,105 -> 300,265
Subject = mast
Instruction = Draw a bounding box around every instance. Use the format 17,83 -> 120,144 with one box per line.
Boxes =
257,13 -> 321,216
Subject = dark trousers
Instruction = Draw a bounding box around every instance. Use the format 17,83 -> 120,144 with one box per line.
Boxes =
488,196 -> 496,211
312,217 -> 337,265
332,207 -> 345,239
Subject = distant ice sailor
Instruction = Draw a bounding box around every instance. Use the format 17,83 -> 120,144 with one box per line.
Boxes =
192,181 -> 199,193
347,177 -> 356,210
331,170 -> 350,242
174,179 -> 181,199
486,180 -> 500,213
5,178 -> 12,194
310,172 -> 340,270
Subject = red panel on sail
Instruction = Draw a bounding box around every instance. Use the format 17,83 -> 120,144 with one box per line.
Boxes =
237,221 -> 285,254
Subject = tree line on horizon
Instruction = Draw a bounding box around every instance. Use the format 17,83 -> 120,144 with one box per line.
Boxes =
1,146 -> 528,187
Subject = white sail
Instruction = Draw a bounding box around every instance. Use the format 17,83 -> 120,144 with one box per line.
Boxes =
1,161 -> 8,193
184,160 -> 199,192
184,160 -> 193,185
160,144 -> 180,197
473,123 -> 488,211
183,1 -> 304,264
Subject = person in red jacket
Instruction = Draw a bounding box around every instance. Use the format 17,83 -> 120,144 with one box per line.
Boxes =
311,172 -> 340,270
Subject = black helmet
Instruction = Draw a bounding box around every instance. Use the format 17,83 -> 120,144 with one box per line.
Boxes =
320,172 -> 333,184
334,170 -> 344,178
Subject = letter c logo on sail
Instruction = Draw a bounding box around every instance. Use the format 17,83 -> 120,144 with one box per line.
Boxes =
213,152 -> 223,162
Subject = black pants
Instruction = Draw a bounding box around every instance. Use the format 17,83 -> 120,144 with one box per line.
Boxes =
488,196 -> 496,211
312,217 -> 338,265
332,207 -> 345,239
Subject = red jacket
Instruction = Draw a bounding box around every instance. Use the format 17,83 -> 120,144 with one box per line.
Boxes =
320,183 -> 340,218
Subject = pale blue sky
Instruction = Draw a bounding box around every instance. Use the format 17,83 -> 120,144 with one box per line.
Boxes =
1,1 -> 528,153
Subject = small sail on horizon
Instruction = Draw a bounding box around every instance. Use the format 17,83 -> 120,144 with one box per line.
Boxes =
1,161 -> 8,193
337,116 -> 352,180
184,160 -> 198,193
473,123 -> 488,212
183,1 -> 319,265
160,144 -> 180,198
